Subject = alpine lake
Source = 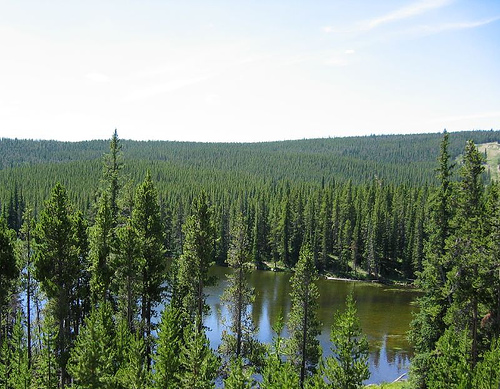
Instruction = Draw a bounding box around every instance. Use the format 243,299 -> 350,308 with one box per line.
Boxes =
200,266 -> 420,385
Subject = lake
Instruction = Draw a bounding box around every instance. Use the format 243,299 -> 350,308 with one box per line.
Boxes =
204,266 -> 419,385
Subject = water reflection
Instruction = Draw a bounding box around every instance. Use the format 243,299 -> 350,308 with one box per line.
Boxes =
204,266 -> 419,385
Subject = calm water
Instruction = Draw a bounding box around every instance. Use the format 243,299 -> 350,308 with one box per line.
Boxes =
204,266 -> 419,385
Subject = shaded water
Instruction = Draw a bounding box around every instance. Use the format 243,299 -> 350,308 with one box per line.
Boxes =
204,266 -> 419,385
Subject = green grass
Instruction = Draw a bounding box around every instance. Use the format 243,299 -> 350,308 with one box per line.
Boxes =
477,142 -> 500,181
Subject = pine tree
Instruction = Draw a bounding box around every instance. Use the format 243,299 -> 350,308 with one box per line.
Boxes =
67,301 -> 116,388
132,171 -> 166,365
445,140 -> 488,367
224,357 -> 255,389
115,219 -> 141,330
0,217 -> 18,334
73,210 -> 90,338
262,314 -> 300,389
0,335 -> 9,387
8,312 -> 30,389
175,191 -> 216,332
89,130 -> 123,304
116,330 -> 150,389
32,313 -> 59,389
89,190 -> 115,303
103,129 -> 123,223
34,183 -> 79,387
322,294 -> 369,388
176,326 -> 219,389
409,131 -> 455,387
19,207 -> 34,370
473,338 -> 500,388
426,329 -> 472,388
286,243 -> 321,388
151,305 -> 183,389
220,211 -> 259,362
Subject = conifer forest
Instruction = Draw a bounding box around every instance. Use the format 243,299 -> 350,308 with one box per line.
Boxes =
1,130 -> 500,388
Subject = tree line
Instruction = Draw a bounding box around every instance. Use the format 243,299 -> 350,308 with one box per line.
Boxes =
1,130 -> 500,387
0,131 -> 370,388
409,132 -> 500,387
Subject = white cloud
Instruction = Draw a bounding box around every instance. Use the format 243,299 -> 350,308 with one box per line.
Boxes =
366,0 -> 453,30
410,16 -> 500,35
345,49 -> 355,54
85,72 -> 110,83
327,0 -> 453,33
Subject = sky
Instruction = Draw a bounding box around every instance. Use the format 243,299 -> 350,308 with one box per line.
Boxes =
0,0 -> 499,142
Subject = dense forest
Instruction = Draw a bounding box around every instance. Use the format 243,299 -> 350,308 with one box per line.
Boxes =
1,130 -> 500,387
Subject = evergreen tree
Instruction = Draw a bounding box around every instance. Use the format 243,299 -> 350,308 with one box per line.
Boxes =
220,211 -> 259,362
445,140 -> 488,367
176,326 -> 219,389
19,207 -> 34,370
103,129 -> 123,223
89,130 -> 123,304
33,313 -> 59,389
67,301 -> 116,388
322,294 -> 369,388
261,314 -> 300,389
116,330 -> 150,389
132,171 -> 166,365
0,335 -> 9,387
224,357 -> 255,389
151,305 -> 183,389
278,198 -> 291,267
73,210 -> 90,338
0,217 -> 18,334
426,329 -> 472,388
409,131 -> 455,387
115,219 -> 141,330
473,338 -> 500,388
34,183 -> 79,387
286,243 -> 321,388
8,312 -> 30,389
175,191 -> 216,332
89,190 -> 115,303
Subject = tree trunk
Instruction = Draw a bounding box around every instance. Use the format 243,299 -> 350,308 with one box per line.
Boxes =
300,285 -> 309,389
236,266 -> 243,357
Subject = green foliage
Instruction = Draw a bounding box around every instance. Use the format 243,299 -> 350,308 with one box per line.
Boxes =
8,312 -> 31,389
115,219 -> 142,330
286,243 -> 321,386
32,313 -> 59,389
176,326 -> 220,389
0,217 -> 18,312
224,357 -> 256,389
89,190 -> 115,303
220,210 -> 261,363
132,171 -> 166,363
175,191 -> 216,331
323,294 -> 369,389
426,329 -> 472,388
67,301 -> 117,388
473,338 -> 500,388
151,304 -> 183,389
409,132 -> 454,386
261,314 -> 300,389
116,330 -> 150,389
34,182 -> 80,384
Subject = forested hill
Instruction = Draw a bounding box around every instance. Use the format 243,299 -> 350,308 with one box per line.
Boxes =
1,130 -> 500,185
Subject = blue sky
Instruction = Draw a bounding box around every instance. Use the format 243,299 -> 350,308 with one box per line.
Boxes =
0,0 -> 499,142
